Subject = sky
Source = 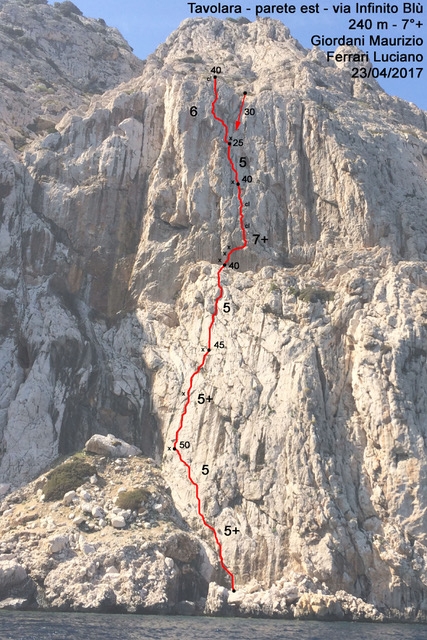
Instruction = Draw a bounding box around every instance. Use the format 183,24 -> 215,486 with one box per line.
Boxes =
51,0 -> 426,111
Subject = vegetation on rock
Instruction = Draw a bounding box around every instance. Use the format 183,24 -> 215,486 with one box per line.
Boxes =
289,286 -> 335,303
43,458 -> 96,501
116,488 -> 149,510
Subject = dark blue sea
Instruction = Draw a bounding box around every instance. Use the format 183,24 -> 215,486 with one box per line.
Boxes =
0,612 -> 425,640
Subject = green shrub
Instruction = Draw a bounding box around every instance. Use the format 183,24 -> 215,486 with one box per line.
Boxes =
27,117 -> 57,134
43,458 -> 96,501
33,83 -> 48,93
298,287 -> 335,303
289,286 -> 334,303
116,488 -> 149,510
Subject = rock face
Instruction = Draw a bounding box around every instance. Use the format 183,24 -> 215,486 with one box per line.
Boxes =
0,0 -> 144,149
0,558 -> 36,607
0,454 -> 210,613
1,9 -> 427,620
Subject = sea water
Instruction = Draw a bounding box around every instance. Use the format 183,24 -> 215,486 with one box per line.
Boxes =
0,612 -> 425,640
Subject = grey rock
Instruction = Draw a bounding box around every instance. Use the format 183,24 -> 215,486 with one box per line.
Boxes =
0,484 -> 11,497
78,535 -> 95,555
63,490 -> 77,506
105,565 -> 119,575
0,597 -> 28,610
91,505 -> 105,519
48,535 -> 69,554
85,435 -> 141,458
163,533 -> 200,563
80,502 -> 93,515
0,560 -> 27,593
110,515 -> 126,529
175,600 -> 196,616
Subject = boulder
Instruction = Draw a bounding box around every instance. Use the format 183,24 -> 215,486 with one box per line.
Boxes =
111,515 -> 126,529
0,560 -> 27,596
0,484 -> 11,497
204,583 -> 229,616
0,597 -> 28,610
280,582 -> 299,605
0,559 -> 36,605
92,505 -> 105,519
105,565 -> 119,575
78,535 -> 95,555
63,490 -> 77,506
85,434 -> 141,458
175,600 -> 196,615
48,535 -> 69,554
81,502 -> 93,515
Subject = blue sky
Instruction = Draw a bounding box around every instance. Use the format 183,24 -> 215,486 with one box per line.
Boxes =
51,1 -> 426,110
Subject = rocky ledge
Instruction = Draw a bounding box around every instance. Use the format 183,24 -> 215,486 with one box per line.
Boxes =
0,437 -> 424,622
0,440 -> 210,614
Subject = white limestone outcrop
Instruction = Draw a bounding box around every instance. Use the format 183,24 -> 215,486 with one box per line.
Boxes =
0,13 -> 426,619
85,434 -> 142,458
0,0 -> 144,149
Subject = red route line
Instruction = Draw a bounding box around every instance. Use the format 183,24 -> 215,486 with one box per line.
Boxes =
173,77 -> 248,593
235,92 -> 247,131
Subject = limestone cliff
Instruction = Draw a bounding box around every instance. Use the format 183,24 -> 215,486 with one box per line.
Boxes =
1,9 -> 427,620
0,0 -> 144,149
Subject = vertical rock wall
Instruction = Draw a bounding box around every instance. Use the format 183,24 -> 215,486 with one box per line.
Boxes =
1,16 -> 427,614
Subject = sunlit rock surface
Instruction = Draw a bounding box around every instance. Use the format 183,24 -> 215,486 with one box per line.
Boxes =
1,11 -> 427,619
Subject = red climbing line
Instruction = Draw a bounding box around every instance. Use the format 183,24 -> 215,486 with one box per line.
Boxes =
235,91 -> 247,131
173,77 -> 248,593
